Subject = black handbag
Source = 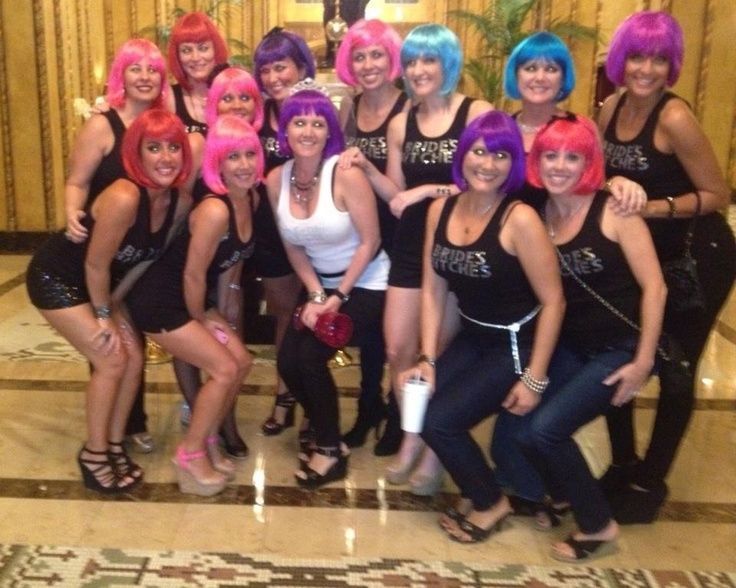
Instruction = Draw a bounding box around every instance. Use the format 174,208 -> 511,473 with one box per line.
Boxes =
660,194 -> 705,313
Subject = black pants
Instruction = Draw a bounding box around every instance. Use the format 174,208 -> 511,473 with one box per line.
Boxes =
278,287 -> 385,448
606,217 -> 735,486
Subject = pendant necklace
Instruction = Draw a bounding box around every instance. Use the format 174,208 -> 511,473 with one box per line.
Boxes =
463,199 -> 497,235
546,201 -> 587,238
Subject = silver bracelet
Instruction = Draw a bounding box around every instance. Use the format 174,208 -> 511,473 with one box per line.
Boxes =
93,305 -> 112,320
520,367 -> 549,395
228,283 -> 241,290
307,290 -> 327,304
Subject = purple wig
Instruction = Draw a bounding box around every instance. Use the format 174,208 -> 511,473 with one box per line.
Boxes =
335,19 -> 402,87
202,115 -> 264,195
605,11 -> 684,87
452,111 -> 526,194
253,29 -> 316,93
106,38 -> 169,109
205,67 -> 264,130
277,89 -> 344,159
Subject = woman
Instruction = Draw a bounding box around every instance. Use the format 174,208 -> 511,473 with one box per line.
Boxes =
517,114 -> 667,561
334,18 -> 409,454
26,109 -> 191,494
267,88 -> 390,489
252,29 -> 318,436
126,115 -> 259,496
168,67 -> 265,459
62,38 -> 171,453
414,111 -> 563,543
598,11 -> 736,523
167,11 -> 229,135
356,24 -> 493,494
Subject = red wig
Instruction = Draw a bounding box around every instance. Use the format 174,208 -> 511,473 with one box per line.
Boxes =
527,114 -> 604,195
168,12 -> 229,89
122,109 -> 192,189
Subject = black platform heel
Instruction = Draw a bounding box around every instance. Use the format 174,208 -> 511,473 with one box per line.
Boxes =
342,392 -> 386,448
107,441 -> 143,480
261,392 -> 296,436
374,390 -> 403,456
296,446 -> 348,489
77,446 -> 139,495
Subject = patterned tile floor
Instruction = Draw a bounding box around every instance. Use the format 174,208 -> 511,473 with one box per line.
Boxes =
0,248 -> 735,586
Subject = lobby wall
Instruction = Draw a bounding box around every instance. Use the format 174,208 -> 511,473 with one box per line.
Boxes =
0,0 -> 733,233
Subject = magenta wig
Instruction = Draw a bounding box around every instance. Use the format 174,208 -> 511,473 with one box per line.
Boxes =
335,19 -> 402,87
605,11 -> 684,87
527,114 -> 604,195
168,11 -> 229,89
202,115 -> 264,195
106,38 -> 169,109
205,67 -> 264,131
277,90 -> 344,159
452,111 -> 526,194
122,109 -> 192,189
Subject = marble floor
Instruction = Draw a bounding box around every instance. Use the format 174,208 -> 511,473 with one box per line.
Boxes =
0,251 -> 735,583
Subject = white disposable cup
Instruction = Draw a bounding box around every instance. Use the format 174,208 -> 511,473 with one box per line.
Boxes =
401,378 -> 431,433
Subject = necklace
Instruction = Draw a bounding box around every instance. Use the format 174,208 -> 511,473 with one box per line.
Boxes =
545,201 -> 588,238
463,199 -> 498,235
290,165 -> 320,204
516,114 -> 542,134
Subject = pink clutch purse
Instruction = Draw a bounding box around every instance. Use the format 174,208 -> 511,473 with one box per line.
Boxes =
292,306 -> 354,348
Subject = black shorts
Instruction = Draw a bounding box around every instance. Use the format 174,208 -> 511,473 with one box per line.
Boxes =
26,236 -> 89,310
387,200 -> 430,289
251,191 -> 293,279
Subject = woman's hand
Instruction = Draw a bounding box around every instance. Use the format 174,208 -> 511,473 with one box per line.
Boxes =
606,176 -> 648,216
65,210 -> 89,243
397,362 -> 435,395
389,190 -> 414,217
502,381 -> 542,416
92,318 -> 121,355
338,146 -> 369,171
298,298 -> 340,331
603,360 -> 652,407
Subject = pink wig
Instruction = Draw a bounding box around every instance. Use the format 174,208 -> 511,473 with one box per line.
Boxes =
527,114 -> 604,195
202,115 -> 264,195
205,67 -> 264,131
168,11 -> 229,89
605,11 -> 684,87
335,19 -> 402,87
106,38 -> 169,109
122,109 -> 192,189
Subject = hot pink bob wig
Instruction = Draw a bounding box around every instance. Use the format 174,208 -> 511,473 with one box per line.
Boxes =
335,19 -> 402,87
106,38 -> 169,109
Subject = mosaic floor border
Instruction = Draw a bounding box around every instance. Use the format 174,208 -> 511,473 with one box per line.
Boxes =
1,543 -> 735,587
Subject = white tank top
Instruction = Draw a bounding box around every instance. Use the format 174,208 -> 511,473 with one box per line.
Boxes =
277,155 -> 388,290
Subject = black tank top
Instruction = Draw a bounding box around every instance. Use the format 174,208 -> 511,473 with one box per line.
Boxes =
172,84 -> 208,135
603,91 -> 695,257
87,109 -> 127,206
556,191 -> 641,350
432,196 -> 538,343
345,92 -> 408,175
401,96 -> 472,189
37,185 -> 179,290
260,99 -> 290,173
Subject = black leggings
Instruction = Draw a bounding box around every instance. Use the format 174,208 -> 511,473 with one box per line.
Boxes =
606,218 -> 735,486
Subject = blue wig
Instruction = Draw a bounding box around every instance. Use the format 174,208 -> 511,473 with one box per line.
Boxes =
277,90 -> 345,159
452,111 -> 526,194
400,24 -> 463,98
503,32 -> 576,101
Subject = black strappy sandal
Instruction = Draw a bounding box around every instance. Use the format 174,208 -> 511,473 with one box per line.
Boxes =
77,446 -> 139,495
108,441 -> 143,480
296,447 -> 348,489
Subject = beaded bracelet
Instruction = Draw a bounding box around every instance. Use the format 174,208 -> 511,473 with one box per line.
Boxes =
308,290 -> 327,304
520,367 -> 549,395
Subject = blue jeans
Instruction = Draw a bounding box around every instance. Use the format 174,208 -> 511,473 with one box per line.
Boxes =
509,343 -> 635,533
421,329 -> 531,511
